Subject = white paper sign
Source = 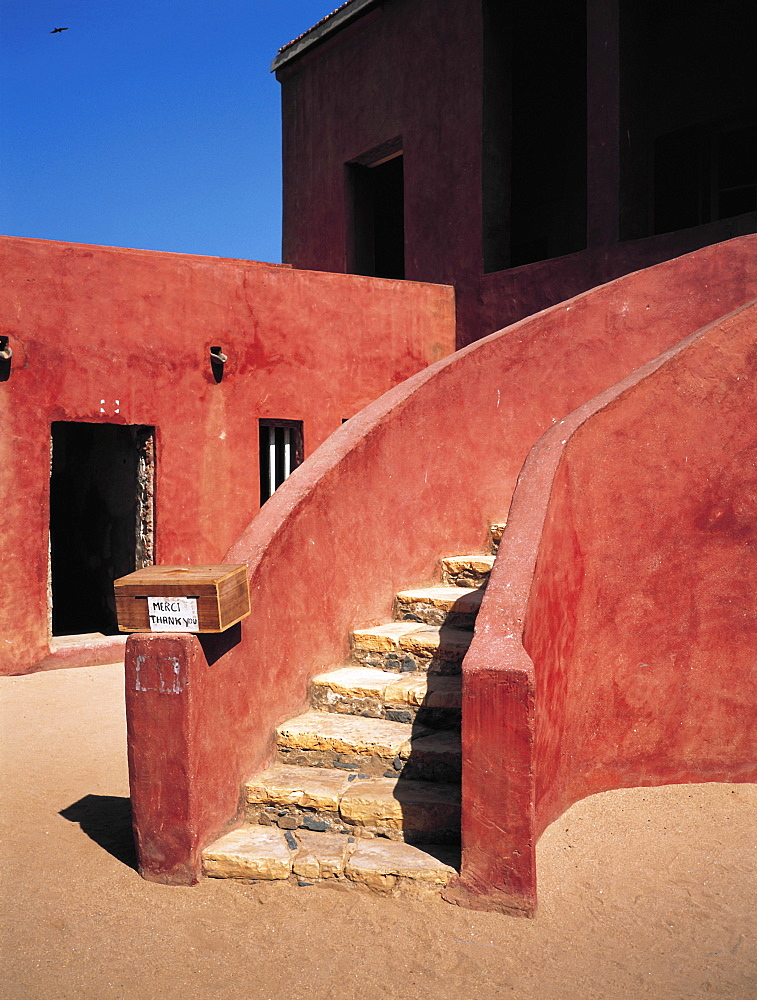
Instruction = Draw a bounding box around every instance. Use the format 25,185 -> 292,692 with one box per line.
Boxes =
147,596 -> 199,632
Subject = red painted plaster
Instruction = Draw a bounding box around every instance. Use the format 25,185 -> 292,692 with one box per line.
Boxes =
124,238 -> 756,886
0,235 -> 454,675
455,298 -> 757,913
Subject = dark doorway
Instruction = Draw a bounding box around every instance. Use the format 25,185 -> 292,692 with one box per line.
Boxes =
483,0 -> 587,271
349,153 -> 405,279
49,422 -> 155,636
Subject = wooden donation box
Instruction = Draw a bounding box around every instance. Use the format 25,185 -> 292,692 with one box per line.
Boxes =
114,565 -> 250,633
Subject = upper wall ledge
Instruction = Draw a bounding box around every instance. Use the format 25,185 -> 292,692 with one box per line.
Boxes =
271,0 -> 379,73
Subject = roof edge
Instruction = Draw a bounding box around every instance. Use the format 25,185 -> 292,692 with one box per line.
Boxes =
271,0 -> 379,73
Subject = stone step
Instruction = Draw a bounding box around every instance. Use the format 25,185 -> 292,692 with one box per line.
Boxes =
203,826 -> 458,898
440,553 -> 495,588
490,521 -> 507,552
276,710 -> 461,781
393,586 -> 483,628
351,621 -> 472,675
310,666 -> 461,725
244,763 -> 460,843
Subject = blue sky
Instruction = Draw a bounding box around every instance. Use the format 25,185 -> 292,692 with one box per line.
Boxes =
1,1 -> 336,263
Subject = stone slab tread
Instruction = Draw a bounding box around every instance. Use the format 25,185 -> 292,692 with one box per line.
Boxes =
202,825 -> 457,894
245,761 -> 459,814
311,666 -> 461,708
276,709 -> 421,757
440,554 -> 495,573
394,586 -> 483,611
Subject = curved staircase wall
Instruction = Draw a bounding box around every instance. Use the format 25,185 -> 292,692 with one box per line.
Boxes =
455,298 -> 757,914
531,299 -> 757,818
125,236 -> 757,885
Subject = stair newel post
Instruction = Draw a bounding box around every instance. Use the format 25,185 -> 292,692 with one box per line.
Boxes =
444,640 -> 537,916
125,632 -> 245,885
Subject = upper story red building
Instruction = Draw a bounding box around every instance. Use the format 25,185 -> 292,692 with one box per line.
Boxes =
274,0 -> 757,348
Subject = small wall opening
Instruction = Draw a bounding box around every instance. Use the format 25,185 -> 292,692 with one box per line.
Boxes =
50,422 -> 155,637
259,420 -> 304,505
348,151 -> 405,279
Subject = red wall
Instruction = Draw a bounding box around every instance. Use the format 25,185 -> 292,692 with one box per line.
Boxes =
0,236 -> 454,675
455,298 -> 757,914
124,238 -> 756,885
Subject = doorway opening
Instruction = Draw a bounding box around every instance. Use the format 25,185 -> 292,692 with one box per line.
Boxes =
348,150 -> 405,279
49,422 -> 155,637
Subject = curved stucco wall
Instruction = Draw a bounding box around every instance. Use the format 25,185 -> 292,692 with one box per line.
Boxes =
454,298 -> 757,914
531,300 -> 757,817
125,237 -> 757,885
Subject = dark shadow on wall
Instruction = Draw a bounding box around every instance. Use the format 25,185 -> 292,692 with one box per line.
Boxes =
60,794 -> 138,871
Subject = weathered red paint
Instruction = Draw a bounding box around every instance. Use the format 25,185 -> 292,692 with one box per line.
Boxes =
454,299 -> 757,913
277,0 -> 757,348
0,235 -> 454,676
125,632 -> 259,884
124,238 -> 756,886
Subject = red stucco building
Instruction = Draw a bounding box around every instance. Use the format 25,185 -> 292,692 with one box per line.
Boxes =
2,0 -> 755,914
274,0 -> 756,347
0,239 -> 454,675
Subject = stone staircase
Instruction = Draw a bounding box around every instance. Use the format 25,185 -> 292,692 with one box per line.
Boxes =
202,523 -> 505,898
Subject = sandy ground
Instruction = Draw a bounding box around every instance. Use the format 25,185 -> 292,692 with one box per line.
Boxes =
1,663 -> 754,1000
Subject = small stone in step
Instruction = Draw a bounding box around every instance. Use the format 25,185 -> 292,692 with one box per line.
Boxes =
386,709 -> 413,724
301,817 -> 329,833
383,770 -> 396,778
348,774 -> 357,782
258,813 -> 273,826
276,809 -> 288,816
401,655 -> 417,672
392,756 -> 404,771
297,880 -> 314,887
348,837 -> 355,844
385,653 -> 400,668
402,613 -> 425,622
333,762 -> 359,771
277,816 -> 299,830
284,831 -> 298,851
358,773 -> 370,779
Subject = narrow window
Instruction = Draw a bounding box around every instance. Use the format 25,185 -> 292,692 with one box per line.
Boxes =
259,420 -> 304,504
49,422 -> 154,637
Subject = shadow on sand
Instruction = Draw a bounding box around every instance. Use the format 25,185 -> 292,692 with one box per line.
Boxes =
60,794 -> 138,870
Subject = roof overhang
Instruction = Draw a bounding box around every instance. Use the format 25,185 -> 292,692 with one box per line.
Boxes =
271,0 -> 380,73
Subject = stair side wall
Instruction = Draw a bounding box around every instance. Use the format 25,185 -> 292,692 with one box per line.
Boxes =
124,237 -> 757,887
460,299 -> 757,912
529,301 -> 757,828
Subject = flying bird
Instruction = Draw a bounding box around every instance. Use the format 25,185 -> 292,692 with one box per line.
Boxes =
50,27 -> 69,33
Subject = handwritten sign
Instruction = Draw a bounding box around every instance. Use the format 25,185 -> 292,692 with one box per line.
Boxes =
147,597 -> 199,632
